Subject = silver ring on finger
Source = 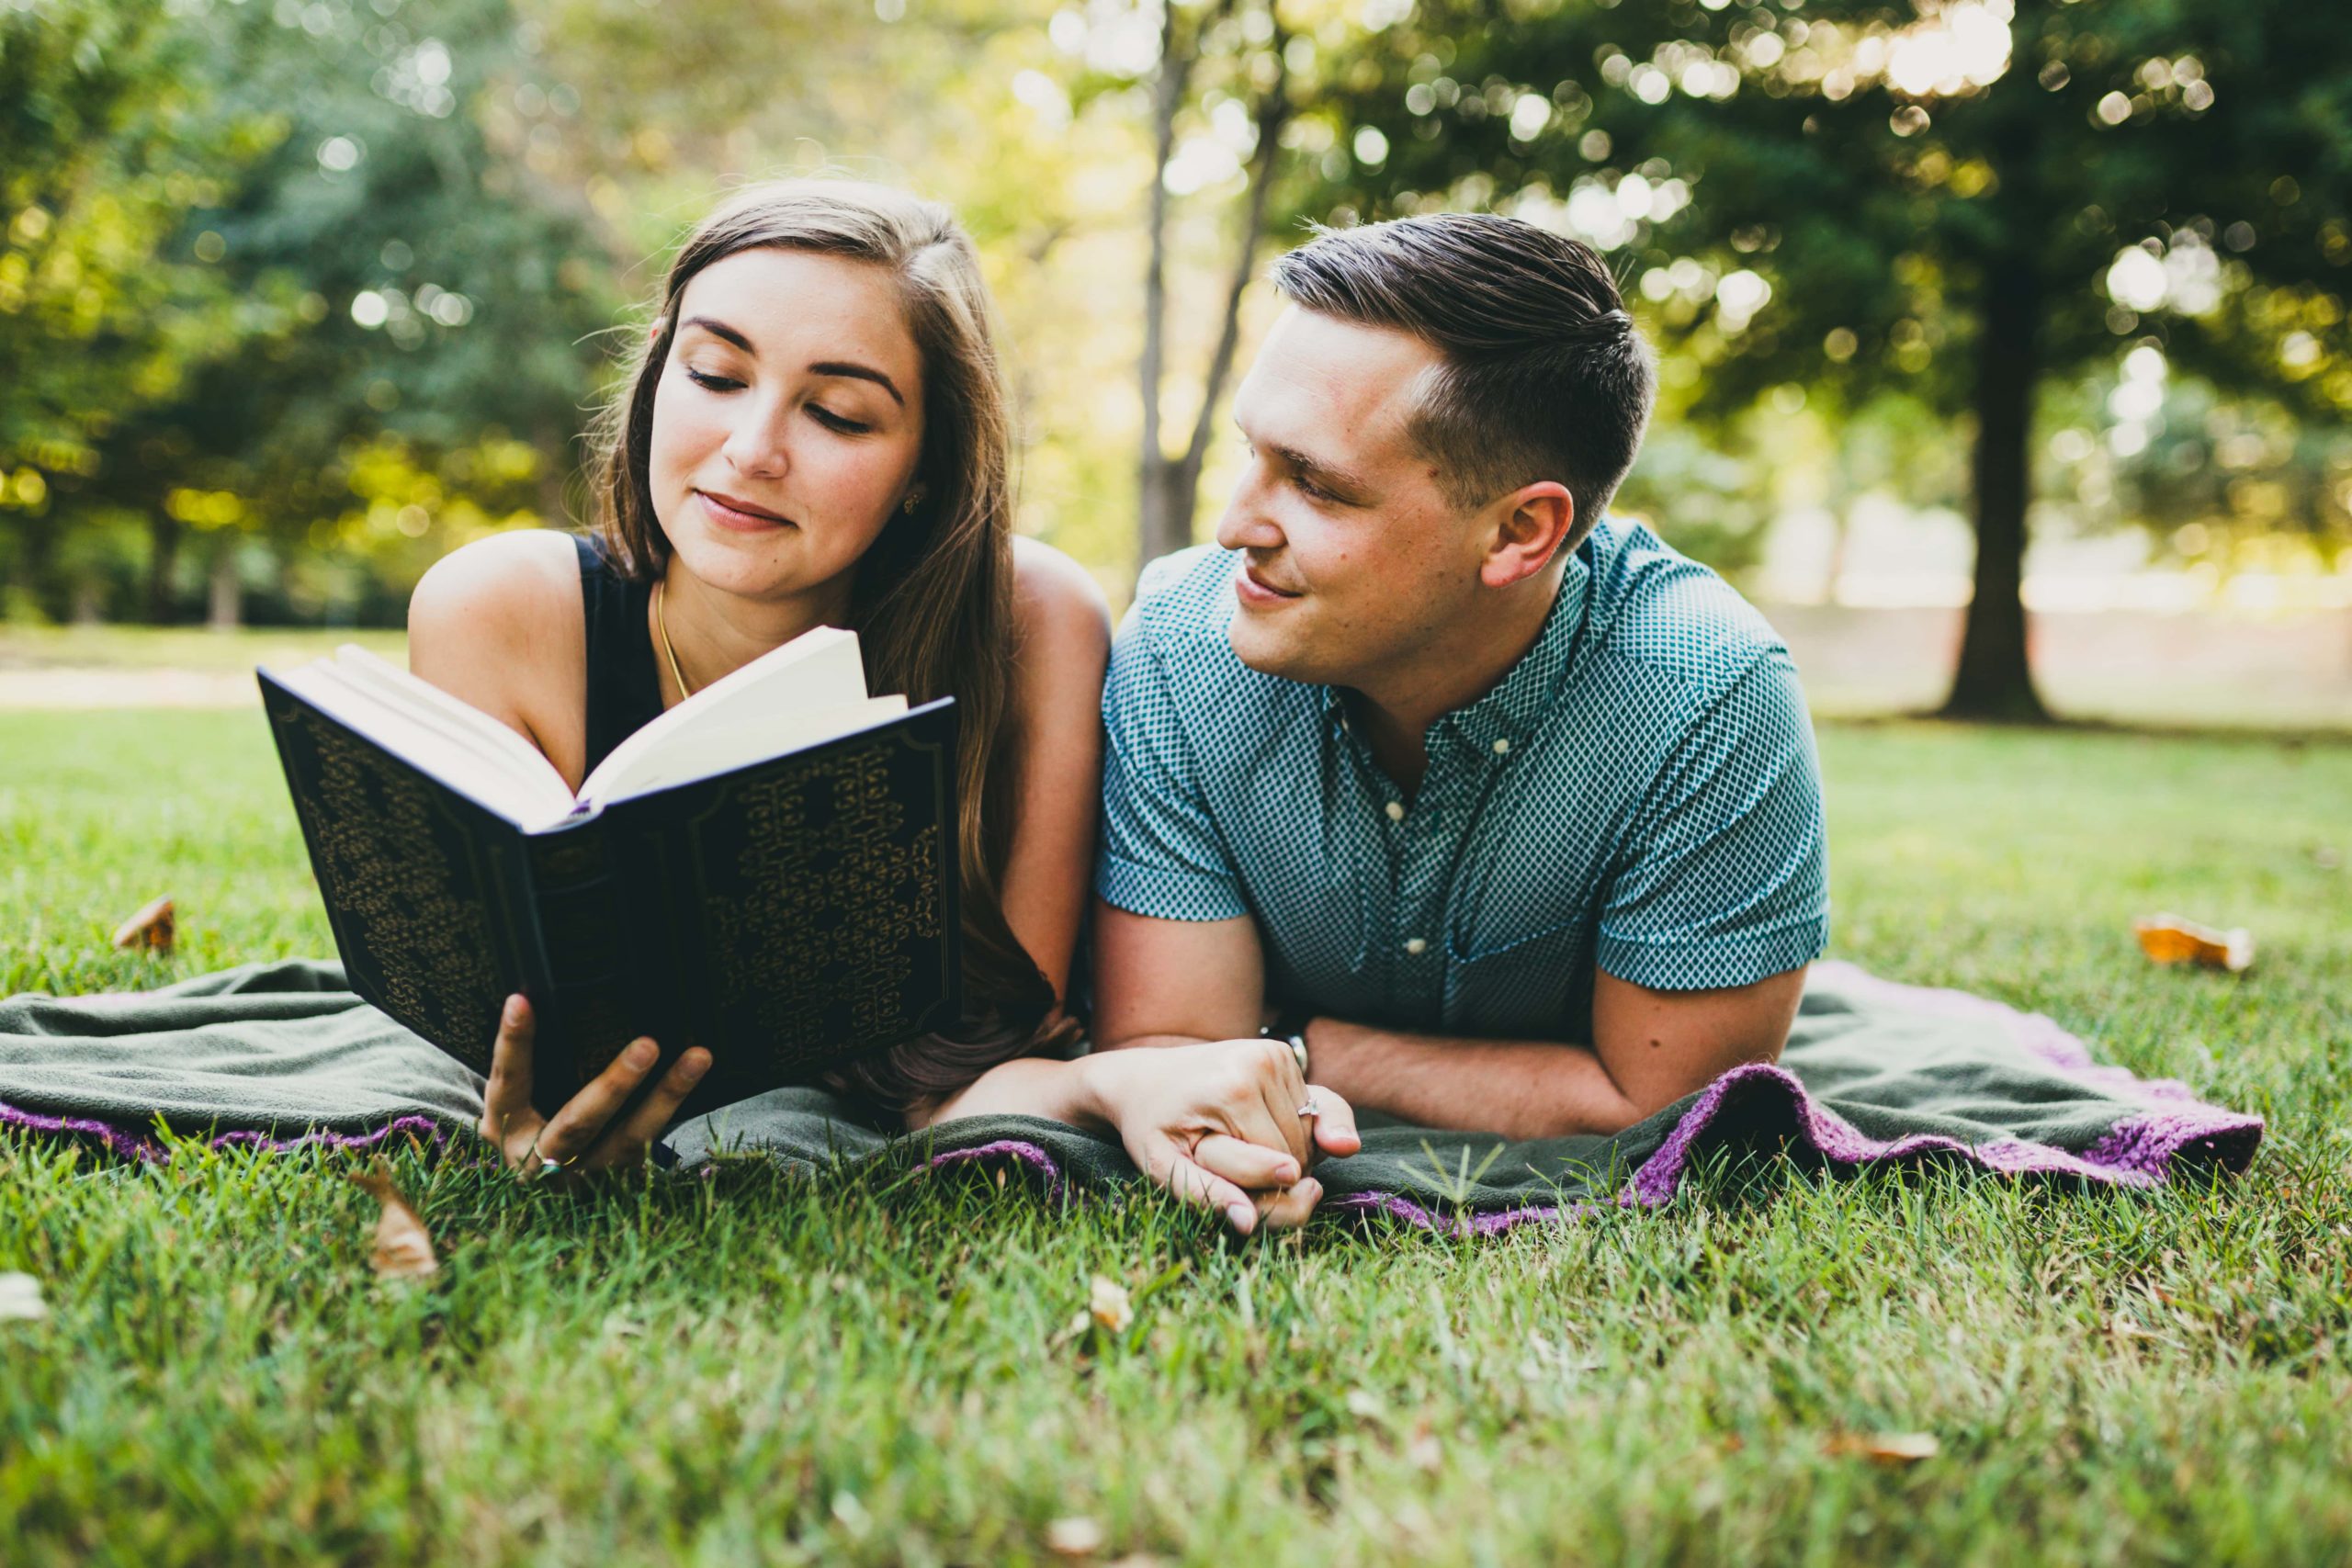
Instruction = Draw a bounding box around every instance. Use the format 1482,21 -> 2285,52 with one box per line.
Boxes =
1296,1089 -> 1319,1120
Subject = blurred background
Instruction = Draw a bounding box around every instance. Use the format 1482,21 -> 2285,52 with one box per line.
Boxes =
2,0 -> 2346,728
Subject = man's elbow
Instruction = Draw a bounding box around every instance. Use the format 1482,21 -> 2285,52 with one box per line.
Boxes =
1602,1036 -> 1789,1133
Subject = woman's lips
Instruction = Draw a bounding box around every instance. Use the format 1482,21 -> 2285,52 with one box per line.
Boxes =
1236,561 -> 1302,607
696,490 -> 793,532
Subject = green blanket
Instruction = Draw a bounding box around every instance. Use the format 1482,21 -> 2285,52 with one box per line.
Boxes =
0,960 -> 2260,1231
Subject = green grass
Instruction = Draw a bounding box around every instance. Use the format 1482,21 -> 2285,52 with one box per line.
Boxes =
3,709 -> 2349,1565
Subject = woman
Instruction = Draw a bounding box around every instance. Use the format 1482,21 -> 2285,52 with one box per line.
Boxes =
409,180 -> 1353,1232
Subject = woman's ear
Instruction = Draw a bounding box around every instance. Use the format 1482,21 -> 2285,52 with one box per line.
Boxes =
647,316 -> 667,347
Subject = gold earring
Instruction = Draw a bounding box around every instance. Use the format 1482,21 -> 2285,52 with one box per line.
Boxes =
902,485 -> 927,515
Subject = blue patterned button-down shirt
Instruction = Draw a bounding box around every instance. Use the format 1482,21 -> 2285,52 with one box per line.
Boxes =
1096,516 -> 1829,1042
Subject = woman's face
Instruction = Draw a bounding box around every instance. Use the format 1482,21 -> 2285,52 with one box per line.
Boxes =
648,247 -> 926,604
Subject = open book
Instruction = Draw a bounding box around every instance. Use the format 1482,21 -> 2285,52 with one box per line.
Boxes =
258,628 -> 962,1118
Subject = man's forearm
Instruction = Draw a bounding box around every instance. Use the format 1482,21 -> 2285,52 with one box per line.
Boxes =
1306,1019 -> 1648,1140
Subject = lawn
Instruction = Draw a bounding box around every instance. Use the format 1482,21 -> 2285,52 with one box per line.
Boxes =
2,705 -> 2349,1565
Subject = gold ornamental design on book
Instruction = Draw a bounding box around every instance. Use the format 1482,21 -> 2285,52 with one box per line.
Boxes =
291,716 -> 504,1070
700,737 -> 944,1074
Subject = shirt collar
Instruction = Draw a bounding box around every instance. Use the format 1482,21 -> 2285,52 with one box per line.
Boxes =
1318,550 -> 1592,757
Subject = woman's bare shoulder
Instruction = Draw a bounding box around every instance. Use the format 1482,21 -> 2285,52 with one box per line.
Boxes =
408,528 -> 582,644
1009,536 -> 1111,665
407,529 -> 589,766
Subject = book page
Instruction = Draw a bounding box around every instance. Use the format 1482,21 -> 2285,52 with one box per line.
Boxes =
268,658 -> 578,829
586,695 -> 909,802
577,625 -> 869,804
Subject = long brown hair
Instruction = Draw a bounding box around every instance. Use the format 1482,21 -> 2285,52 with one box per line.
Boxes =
586,178 -> 1069,1107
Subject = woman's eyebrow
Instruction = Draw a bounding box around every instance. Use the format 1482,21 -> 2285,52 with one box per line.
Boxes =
680,315 -> 753,353
678,319 -> 906,407
809,362 -> 905,407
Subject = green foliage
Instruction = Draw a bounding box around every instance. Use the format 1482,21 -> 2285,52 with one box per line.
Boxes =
4,705 -> 2351,1562
1313,0 -> 2352,418
2,0 -> 617,624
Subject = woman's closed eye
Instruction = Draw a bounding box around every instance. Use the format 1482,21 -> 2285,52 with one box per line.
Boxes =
807,405 -> 873,435
684,367 -> 874,434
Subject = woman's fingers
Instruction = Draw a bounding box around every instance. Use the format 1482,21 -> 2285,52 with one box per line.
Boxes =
1255,1177 -> 1326,1231
1190,1131 -> 1302,1192
1306,1084 -> 1363,1159
1221,1039 -> 1312,1171
586,1046 -> 711,1169
479,995 -> 538,1153
531,1036 -> 661,1166
1140,1132 -> 1262,1235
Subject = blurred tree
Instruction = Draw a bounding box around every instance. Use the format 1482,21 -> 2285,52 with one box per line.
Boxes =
1309,0 -> 2352,718
2,0 -> 617,625
0,0 -> 246,619
1130,0 -> 1293,567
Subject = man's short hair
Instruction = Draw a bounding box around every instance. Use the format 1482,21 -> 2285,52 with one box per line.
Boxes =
1270,212 -> 1656,549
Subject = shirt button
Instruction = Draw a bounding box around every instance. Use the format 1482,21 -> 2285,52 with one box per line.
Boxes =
1403,937 -> 1428,955
1384,800 -> 1406,822
1491,737 -> 1511,755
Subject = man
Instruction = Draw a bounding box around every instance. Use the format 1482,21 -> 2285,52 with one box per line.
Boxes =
1091,212 -> 1828,1219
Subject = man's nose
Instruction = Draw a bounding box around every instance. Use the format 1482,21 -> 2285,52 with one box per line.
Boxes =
1214,465 -> 1283,553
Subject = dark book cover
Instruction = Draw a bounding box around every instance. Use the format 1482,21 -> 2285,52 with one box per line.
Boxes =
257,671 -> 961,1119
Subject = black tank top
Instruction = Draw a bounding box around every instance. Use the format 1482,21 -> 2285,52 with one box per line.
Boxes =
573,534 -> 666,777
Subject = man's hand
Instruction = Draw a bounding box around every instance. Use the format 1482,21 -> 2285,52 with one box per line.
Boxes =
1086,1036 -> 1362,1234
477,994 -> 710,1180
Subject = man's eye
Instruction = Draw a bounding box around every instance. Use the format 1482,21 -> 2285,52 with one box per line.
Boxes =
684,367 -> 742,393
1291,472 -> 1333,502
808,406 -> 873,435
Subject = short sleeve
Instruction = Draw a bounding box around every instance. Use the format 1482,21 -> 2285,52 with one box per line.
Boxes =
1597,650 -> 1829,989
1094,619 -> 1250,922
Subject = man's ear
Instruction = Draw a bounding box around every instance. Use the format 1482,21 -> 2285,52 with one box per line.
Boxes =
1479,481 -> 1575,589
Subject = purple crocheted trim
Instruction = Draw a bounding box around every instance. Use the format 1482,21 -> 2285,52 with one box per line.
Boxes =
0,1099 -> 455,1164
925,1137 -> 1065,1202
0,1100 -> 166,1162
2083,1107 -> 2265,1177
1329,1190 -> 1598,1237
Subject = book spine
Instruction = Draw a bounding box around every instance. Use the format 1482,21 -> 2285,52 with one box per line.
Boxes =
511,818 -> 645,1118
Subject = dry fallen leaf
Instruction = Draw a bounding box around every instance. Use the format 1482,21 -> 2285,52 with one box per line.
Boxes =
1046,1517 -> 1105,1557
2133,913 -> 2254,974
351,1160 -> 439,1280
1826,1431 -> 1939,1464
0,1271 -> 48,1322
1406,1415 -> 1443,1474
109,896 -> 175,953
1089,1275 -> 1134,1334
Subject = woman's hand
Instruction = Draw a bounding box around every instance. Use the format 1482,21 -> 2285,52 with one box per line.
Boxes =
477,994 -> 711,1180
1086,1037 -> 1362,1235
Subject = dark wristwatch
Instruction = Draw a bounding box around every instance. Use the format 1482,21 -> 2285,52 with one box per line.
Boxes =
1261,1004 -> 1312,1080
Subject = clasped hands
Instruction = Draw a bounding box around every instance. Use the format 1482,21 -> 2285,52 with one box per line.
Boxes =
1083,1035 -> 1361,1235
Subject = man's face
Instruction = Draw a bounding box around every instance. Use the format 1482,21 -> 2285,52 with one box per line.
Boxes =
1215,307 -> 1489,689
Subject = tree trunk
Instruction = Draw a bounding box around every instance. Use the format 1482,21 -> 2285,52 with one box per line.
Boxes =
145,512 -> 180,626
1941,256 -> 2049,721
208,542 -> 243,630
1137,2 -> 1288,581
1136,0 -> 1192,572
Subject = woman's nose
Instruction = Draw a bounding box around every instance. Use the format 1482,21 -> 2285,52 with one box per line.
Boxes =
722,400 -> 794,479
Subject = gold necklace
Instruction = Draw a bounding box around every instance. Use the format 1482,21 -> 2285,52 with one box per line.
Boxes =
653,579 -> 694,700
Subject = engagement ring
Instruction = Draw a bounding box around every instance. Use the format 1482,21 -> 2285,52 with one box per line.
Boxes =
1295,1093 -> 1319,1119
